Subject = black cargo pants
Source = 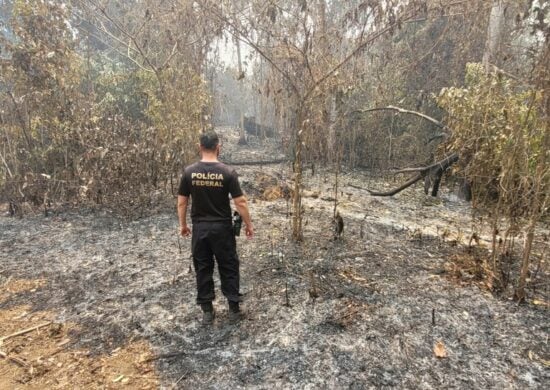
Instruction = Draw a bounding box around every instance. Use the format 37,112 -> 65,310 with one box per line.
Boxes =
191,221 -> 240,304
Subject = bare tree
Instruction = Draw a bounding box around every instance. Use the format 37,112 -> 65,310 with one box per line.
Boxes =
201,0 -> 425,240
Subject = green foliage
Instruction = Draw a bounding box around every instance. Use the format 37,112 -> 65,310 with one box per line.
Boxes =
438,63 -> 547,219
438,61 -> 549,295
1,0 -> 82,171
0,1 -> 208,214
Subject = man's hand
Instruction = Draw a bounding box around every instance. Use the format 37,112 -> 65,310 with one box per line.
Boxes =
177,195 -> 190,237
233,195 -> 253,239
180,225 -> 191,237
245,224 -> 254,239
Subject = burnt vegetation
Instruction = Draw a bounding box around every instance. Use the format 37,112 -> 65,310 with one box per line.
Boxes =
0,0 -> 549,388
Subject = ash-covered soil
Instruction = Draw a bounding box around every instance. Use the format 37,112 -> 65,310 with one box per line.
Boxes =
1,128 -> 548,389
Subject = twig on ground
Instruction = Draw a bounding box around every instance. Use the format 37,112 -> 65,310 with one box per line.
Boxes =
267,306 -> 305,347
256,266 -> 284,274
0,322 -> 52,342
337,307 -> 360,321
173,370 -> 190,388
0,350 -> 28,367
145,351 -> 187,362
48,339 -> 74,357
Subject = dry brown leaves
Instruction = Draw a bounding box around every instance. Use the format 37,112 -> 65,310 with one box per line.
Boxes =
262,186 -> 285,201
338,269 -> 372,289
434,341 -> 448,358
444,251 -> 488,288
0,280 -> 159,389
255,173 -> 293,201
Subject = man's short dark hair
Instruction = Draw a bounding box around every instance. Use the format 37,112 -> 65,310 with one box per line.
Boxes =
200,131 -> 219,150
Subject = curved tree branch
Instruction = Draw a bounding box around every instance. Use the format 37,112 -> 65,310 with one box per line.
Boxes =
367,153 -> 460,197
365,173 -> 423,196
356,105 -> 449,131
392,153 -> 459,174
199,0 -> 302,98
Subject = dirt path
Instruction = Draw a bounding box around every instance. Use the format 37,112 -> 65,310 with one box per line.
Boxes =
1,128 -> 548,388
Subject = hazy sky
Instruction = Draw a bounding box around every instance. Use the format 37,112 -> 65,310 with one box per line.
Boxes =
212,32 -> 254,73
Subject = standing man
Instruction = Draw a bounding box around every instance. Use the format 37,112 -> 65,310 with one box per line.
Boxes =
178,131 -> 253,325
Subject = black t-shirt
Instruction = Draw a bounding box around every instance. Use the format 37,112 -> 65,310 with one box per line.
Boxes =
178,161 -> 243,222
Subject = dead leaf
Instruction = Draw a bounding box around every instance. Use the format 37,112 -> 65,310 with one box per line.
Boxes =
528,350 -> 550,367
434,341 -> 447,358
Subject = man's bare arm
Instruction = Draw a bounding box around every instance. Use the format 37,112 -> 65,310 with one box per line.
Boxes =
177,195 -> 191,236
233,195 -> 254,238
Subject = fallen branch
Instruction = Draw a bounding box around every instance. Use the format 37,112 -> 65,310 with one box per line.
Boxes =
224,159 -> 288,166
0,322 -> 52,342
0,350 -> 28,367
366,173 -> 423,196
367,153 -> 459,197
349,106 -> 462,197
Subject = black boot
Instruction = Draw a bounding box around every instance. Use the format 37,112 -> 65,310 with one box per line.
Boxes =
200,303 -> 215,326
228,301 -> 241,324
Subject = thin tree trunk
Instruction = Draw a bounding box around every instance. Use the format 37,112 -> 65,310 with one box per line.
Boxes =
0,149 -> 13,178
515,220 -> 536,301
482,0 -> 505,72
259,58 -> 266,140
388,115 -> 394,168
7,91 -> 32,150
292,108 -> 304,241
333,149 -> 340,218
235,34 -> 247,145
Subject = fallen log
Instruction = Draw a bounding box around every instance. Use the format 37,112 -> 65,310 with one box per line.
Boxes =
354,105 -> 461,197
366,153 -> 459,197
224,159 -> 288,166
366,173 -> 423,196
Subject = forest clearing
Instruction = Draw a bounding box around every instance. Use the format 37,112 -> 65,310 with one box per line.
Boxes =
1,128 -> 548,388
1,0 -> 549,389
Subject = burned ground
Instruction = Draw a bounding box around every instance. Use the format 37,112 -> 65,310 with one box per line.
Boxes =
1,129 -> 548,389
